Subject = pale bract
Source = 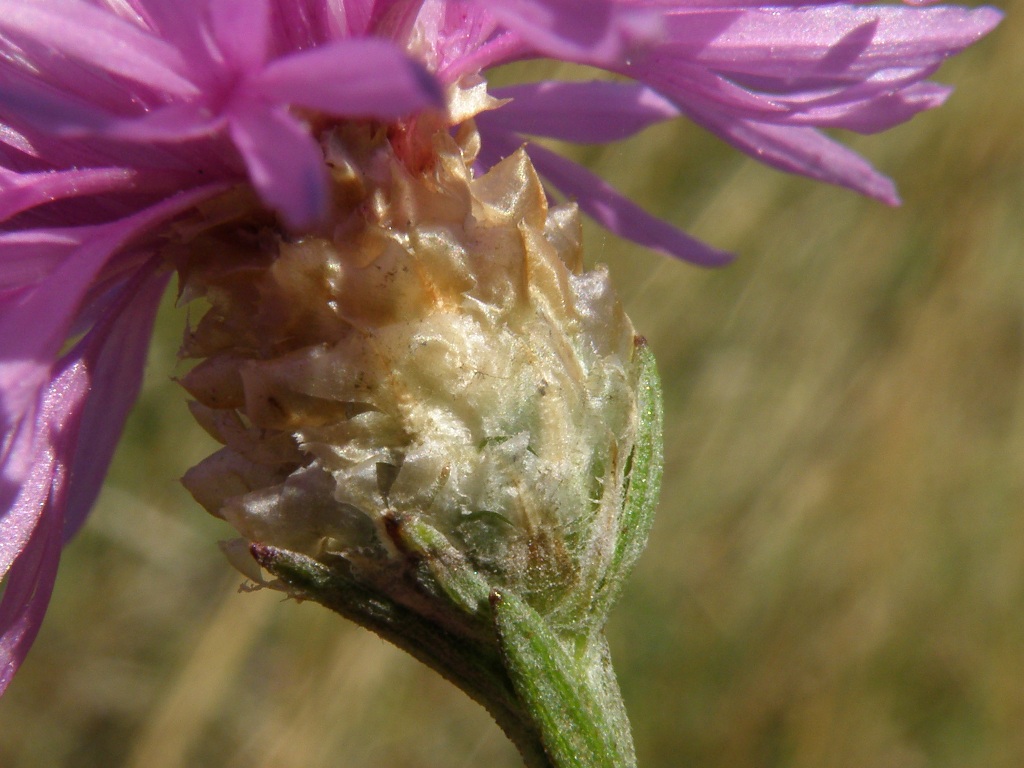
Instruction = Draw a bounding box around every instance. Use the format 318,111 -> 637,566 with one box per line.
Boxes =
177,117 -> 639,624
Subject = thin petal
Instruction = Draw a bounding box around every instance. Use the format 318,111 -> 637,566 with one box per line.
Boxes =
624,58 -> 948,133
480,0 -> 658,65
61,265 -> 170,541
776,80 -> 952,134
0,230 -> 87,292
0,185 -> 224,549
228,106 -> 328,230
653,6 -> 1005,78
108,0 -> 222,78
686,106 -> 900,204
0,351 -> 88,579
0,362 -> 87,695
210,0 -> 270,71
0,494 -> 63,695
0,66 -> 221,143
0,167 -> 137,223
0,408 -> 51,577
618,6 -> 1001,131
483,81 -> 679,143
479,129 -> 734,266
0,0 -> 198,97
249,39 -> 444,118
331,0 -> 377,36
78,105 -> 225,143
0,69 -> 125,136
0,228 -> 141,437
0,98 -> 229,182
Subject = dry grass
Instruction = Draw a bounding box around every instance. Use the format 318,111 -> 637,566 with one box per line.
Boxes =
2,6 -> 1021,766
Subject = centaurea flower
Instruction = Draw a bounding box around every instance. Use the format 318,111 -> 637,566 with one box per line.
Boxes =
0,0 -> 1001,759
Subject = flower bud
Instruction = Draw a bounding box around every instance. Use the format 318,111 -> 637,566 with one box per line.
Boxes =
174,118 -> 657,634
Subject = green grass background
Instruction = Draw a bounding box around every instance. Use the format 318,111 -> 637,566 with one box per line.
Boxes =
1,7 -> 1021,766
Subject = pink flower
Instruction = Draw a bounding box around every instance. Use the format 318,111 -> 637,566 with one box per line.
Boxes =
0,0 -> 1001,693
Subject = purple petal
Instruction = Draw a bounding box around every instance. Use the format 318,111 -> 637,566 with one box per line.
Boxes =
248,38 -> 444,119
0,406 -> 49,577
483,81 -> 679,143
479,0 -> 658,65
228,106 -> 328,230
0,100 -> 229,184
433,26 -> 525,83
210,0 -> 271,71
0,167 -> 137,223
0,186 -> 223,534
0,192 -> 220,680
611,6 -> 1003,143
0,69 -> 129,136
268,0 -> 380,43
81,105 -> 226,143
0,65 -> 221,143
653,6 -> 1005,78
0,487 -> 63,696
0,352 -> 88,579
0,0 -> 198,97
479,129 -> 734,266
61,265 -> 170,541
656,61 -> 790,118
0,361 -> 88,695
0,231 -> 138,442
774,80 -> 952,134
685,105 -> 900,204
624,58 -> 947,133
0,231 -> 87,292
111,1 -> 225,84
333,0 -> 377,36
409,3 -> 504,75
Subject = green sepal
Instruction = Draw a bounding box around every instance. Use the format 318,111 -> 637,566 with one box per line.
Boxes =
383,512 -> 492,615
492,589 -> 634,768
615,338 -> 664,586
592,337 -> 664,619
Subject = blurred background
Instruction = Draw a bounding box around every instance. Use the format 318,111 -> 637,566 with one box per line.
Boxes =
2,5 -> 1021,767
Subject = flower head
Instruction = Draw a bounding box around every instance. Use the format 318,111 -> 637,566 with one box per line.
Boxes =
0,0 -> 1001,694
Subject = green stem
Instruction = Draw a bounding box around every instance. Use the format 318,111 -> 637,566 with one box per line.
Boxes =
252,543 -> 637,768
251,543 -> 552,767
493,590 -> 636,768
